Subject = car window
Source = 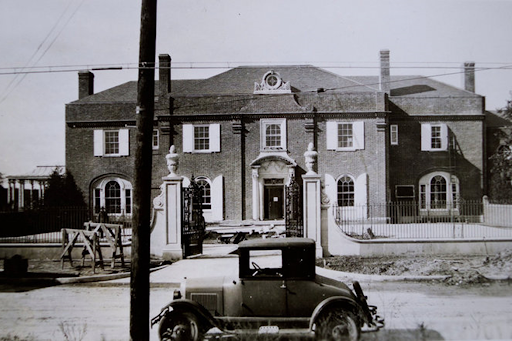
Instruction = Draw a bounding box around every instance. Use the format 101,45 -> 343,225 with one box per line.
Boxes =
248,250 -> 283,278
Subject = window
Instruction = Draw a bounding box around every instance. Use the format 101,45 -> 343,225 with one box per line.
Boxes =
421,123 -> 448,151
104,131 -> 119,155
194,126 -> 210,150
326,121 -> 364,151
152,129 -> 159,150
92,177 -> 132,216
418,172 -> 459,212
338,123 -> 353,148
196,178 -> 211,210
105,181 -> 121,213
261,119 -> 286,150
390,124 -> 398,145
337,176 -> 355,207
183,124 -> 220,153
430,175 -> 447,209
94,129 -> 129,157
265,124 -> 281,148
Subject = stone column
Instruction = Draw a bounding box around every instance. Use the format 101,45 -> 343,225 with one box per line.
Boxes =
150,146 -> 184,260
18,180 -> 25,211
302,143 -> 322,257
252,167 -> 260,220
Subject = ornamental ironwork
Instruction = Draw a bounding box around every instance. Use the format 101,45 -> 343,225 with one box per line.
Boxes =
182,177 -> 206,258
285,175 -> 303,237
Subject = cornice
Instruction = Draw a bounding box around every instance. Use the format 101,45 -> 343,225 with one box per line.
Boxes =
390,114 -> 485,122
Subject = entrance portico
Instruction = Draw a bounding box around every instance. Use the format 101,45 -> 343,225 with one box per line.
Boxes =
250,154 -> 297,221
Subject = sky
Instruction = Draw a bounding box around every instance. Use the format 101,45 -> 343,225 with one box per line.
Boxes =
0,0 -> 511,178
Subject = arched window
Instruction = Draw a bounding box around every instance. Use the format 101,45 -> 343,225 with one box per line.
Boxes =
196,178 -> 211,210
337,176 -> 354,207
430,175 -> 447,209
419,172 -> 459,212
105,181 -> 121,213
92,177 -> 132,216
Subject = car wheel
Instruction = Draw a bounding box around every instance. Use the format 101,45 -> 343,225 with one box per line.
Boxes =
316,308 -> 360,341
159,311 -> 203,341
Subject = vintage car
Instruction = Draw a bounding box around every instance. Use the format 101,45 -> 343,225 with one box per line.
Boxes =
152,238 -> 384,340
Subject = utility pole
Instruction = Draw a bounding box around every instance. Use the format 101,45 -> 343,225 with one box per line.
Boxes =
131,0 -> 157,340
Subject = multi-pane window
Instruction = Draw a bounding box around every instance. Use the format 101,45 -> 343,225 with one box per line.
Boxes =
92,178 -> 132,216
430,175 -> 447,209
431,126 -> 442,149
338,123 -> 353,148
337,176 -> 355,207
196,179 -> 211,210
390,124 -> 398,145
183,124 -> 220,153
421,123 -> 448,151
265,124 -> 281,147
152,130 -> 159,150
326,121 -> 364,151
104,131 -> 119,155
94,189 -> 101,214
194,126 -> 210,151
105,181 -> 121,214
94,129 -> 129,157
260,119 -> 286,150
125,189 -> 132,214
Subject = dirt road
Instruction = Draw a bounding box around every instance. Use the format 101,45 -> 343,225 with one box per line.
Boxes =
1,279 -> 511,340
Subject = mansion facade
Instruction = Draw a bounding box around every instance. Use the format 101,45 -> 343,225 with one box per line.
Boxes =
65,50 -> 485,224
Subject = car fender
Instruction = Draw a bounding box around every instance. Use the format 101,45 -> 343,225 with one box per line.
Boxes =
309,296 -> 363,330
167,299 -> 220,329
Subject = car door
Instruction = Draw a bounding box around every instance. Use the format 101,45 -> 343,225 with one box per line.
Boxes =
241,249 -> 286,317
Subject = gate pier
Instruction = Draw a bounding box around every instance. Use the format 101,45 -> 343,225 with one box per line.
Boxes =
151,175 -> 184,260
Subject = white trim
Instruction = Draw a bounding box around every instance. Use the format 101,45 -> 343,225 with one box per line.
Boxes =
93,130 -> 104,156
183,124 -> 194,153
390,124 -> 398,145
260,118 -> 287,151
421,123 -> 448,151
326,121 -> 365,151
119,129 -> 129,156
209,124 -> 221,152
152,129 -> 160,150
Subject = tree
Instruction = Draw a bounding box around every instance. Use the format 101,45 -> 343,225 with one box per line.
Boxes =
44,169 -> 85,207
489,97 -> 512,202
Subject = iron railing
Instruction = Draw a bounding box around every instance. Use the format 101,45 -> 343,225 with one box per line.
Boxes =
0,207 -> 132,243
335,201 -> 512,240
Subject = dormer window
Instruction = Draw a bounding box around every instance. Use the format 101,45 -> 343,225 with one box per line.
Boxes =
254,71 -> 291,94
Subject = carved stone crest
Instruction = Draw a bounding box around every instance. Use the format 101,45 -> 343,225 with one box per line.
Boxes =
254,70 -> 291,94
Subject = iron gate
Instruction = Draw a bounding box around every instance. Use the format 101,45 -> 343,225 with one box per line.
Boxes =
182,178 -> 206,258
285,175 -> 303,237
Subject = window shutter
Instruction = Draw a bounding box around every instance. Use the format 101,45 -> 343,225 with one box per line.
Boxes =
324,174 -> 336,205
209,124 -> 221,152
183,124 -> 194,152
326,121 -> 338,150
211,175 -> 223,221
119,129 -> 129,156
421,124 -> 431,151
440,124 -> 449,150
94,130 -> 104,156
354,173 -> 368,206
353,121 -> 365,150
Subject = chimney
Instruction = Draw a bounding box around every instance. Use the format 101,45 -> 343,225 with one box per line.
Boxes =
379,50 -> 390,94
78,71 -> 94,99
159,54 -> 171,97
464,62 -> 475,93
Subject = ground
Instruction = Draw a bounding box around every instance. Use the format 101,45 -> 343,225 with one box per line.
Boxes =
317,249 -> 512,285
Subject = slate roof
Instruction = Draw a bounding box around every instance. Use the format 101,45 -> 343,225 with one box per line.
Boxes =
69,65 -> 481,105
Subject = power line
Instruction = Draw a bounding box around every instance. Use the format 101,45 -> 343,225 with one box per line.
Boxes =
1,63 -> 512,76
0,0 -> 85,105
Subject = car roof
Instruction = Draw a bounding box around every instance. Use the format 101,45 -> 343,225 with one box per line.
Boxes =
238,237 -> 315,250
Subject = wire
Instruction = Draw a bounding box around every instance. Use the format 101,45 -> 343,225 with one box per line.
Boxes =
0,0 -> 86,105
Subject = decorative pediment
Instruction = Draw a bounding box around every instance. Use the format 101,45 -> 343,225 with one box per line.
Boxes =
254,71 -> 291,94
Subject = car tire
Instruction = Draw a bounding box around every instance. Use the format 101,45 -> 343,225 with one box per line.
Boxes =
159,311 -> 204,341
315,308 -> 360,341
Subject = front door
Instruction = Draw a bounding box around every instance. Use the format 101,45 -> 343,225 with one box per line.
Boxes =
264,185 -> 284,220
